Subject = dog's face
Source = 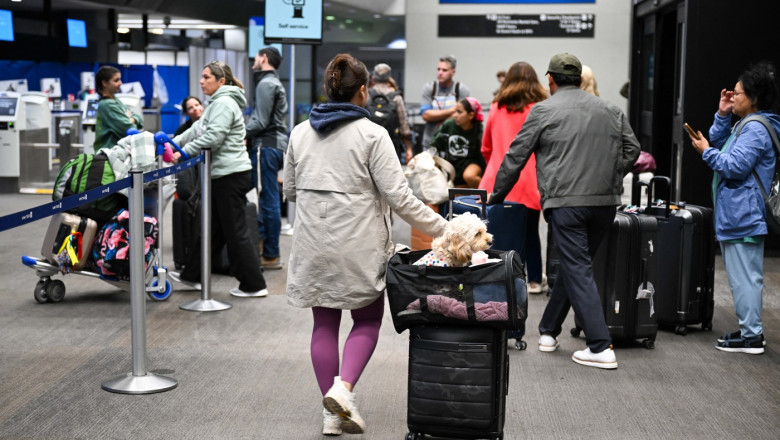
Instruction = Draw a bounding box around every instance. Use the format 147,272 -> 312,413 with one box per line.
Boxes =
432,212 -> 493,266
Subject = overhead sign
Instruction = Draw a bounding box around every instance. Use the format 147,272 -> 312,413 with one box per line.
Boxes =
440,1 -> 594,3
439,14 -> 595,38
248,17 -> 283,57
264,0 -> 323,44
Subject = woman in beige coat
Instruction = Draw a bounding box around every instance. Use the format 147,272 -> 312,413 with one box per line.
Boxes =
283,53 -> 447,435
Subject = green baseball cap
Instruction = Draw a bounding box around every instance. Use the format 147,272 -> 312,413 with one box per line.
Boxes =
547,53 -> 582,76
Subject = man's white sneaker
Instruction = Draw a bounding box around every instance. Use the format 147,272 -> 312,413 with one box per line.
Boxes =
572,347 -> 618,369
322,409 -> 342,436
229,287 -> 268,298
168,271 -> 201,290
323,376 -> 365,434
539,334 -> 559,352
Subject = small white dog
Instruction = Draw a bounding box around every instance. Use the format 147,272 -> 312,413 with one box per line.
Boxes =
414,212 -> 493,267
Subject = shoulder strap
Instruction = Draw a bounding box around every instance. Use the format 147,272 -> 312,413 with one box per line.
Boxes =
455,82 -> 460,101
742,115 -> 780,200
431,80 -> 437,99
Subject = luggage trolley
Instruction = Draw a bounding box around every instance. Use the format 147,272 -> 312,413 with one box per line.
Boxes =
20,131 -> 191,303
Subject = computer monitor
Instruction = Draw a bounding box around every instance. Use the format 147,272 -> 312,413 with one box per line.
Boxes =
82,98 -> 99,125
67,19 -> 87,48
0,9 -> 13,42
0,95 -> 20,122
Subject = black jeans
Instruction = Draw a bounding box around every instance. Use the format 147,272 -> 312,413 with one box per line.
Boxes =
539,206 -> 615,353
182,170 -> 266,292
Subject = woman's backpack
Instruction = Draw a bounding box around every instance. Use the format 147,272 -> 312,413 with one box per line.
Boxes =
52,152 -> 125,224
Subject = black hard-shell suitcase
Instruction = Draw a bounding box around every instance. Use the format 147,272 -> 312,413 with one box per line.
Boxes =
407,324 -> 508,440
572,211 -> 659,348
171,198 -> 259,274
641,177 -> 715,335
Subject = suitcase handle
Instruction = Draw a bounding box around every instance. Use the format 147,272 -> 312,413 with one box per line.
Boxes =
447,188 -> 487,221
647,176 -> 672,218
633,179 -> 649,206
154,131 -> 191,161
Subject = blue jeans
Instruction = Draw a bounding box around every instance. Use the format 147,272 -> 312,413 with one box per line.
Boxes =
250,146 -> 284,259
720,240 -> 764,338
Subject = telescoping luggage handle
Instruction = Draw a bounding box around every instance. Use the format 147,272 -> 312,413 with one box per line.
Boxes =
447,188 -> 488,221
636,176 -> 672,218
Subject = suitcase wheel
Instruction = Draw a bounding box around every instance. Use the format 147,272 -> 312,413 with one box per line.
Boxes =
570,327 -> 582,338
675,325 -> 689,336
34,279 -> 49,304
514,339 -> 527,351
702,322 -> 713,332
147,278 -> 173,301
642,338 -> 655,349
405,433 -> 423,440
46,280 -> 66,303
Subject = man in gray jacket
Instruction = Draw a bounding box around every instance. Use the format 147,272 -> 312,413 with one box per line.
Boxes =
247,47 -> 289,270
488,53 -> 640,369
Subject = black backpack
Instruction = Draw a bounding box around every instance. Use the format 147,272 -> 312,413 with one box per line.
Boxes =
366,89 -> 403,153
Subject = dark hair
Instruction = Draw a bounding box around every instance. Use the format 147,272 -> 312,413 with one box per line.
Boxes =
181,96 -> 202,114
204,61 -> 244,89
493,62 -> 548,111
259,47 -> 282,70
324,53 -> 369,103
739,61 -> 779,112
95,65 -> 120,95
549,72 -> 581,88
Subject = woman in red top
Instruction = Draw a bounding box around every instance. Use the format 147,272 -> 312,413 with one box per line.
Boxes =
479,61 -> 548,293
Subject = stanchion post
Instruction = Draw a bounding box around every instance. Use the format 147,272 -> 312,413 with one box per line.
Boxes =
102,169 -> 178,394
179,147 -> 232,312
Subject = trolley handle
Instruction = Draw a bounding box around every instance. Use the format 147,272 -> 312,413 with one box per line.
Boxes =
154,131 -> 190,161
447,188 -> 487,221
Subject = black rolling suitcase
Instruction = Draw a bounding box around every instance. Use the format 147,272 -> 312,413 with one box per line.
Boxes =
572,211 -> 659,348
640,177 -> 715,335
407,324 -> 508,440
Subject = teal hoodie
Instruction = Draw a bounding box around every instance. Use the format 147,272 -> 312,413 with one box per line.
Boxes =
173,85 -> 251,179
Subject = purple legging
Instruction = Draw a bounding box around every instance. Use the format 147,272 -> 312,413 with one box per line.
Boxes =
311,295 -> 385,395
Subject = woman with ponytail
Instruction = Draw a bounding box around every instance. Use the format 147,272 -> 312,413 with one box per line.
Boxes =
283,54 -> 447,435
170,61 -> 269,298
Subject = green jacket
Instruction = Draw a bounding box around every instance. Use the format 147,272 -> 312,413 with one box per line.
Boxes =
94,97 -> 143,151
173,85 -> 251,179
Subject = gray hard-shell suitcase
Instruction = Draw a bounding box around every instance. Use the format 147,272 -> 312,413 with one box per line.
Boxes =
640,177 -> 715,335
407,324 -> 508,440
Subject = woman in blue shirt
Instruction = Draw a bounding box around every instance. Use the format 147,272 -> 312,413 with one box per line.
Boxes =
688,61 -> 780,355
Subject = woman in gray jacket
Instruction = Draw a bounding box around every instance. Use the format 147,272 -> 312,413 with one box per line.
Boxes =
284,54 -> 447,435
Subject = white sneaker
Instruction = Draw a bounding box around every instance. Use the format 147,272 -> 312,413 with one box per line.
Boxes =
168,271 -> 201,290
323,376 -> 365,434
539,334 -> 559,352
229,287 -> 269,298
322,409 -> 342,436
572,347 -> 618,369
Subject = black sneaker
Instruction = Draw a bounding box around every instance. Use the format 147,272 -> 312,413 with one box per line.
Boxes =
715,337 -> 765,355
717,331 -> 766,346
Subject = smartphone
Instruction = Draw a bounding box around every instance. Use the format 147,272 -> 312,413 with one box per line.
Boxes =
684,122 -> 700,140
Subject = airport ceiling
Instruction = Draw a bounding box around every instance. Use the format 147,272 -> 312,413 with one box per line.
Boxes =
5,0 -> 392,29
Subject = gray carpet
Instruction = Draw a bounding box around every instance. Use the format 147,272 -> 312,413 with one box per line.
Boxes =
1,192 -> 778,440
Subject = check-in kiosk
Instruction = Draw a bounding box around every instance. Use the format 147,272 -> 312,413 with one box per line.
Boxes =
81,94 -> 99,154
0,92 -> 23,192
19,92 -> 52,190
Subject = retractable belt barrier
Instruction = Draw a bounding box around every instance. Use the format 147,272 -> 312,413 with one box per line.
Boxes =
0,155 -> 202,233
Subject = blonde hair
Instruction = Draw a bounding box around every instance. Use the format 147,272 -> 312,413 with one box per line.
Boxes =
580,65 -> 600,97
